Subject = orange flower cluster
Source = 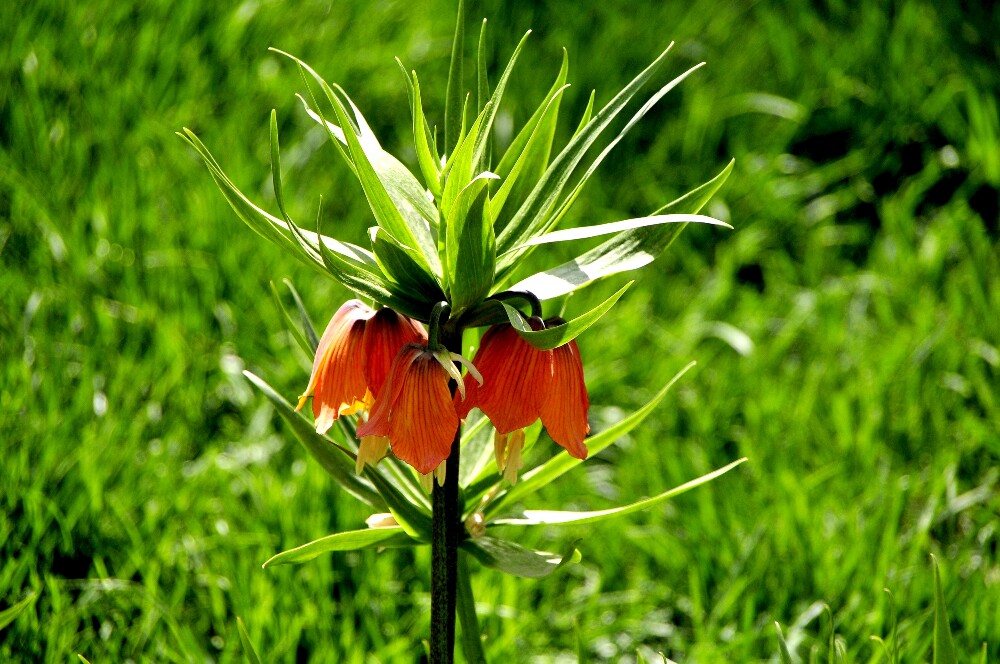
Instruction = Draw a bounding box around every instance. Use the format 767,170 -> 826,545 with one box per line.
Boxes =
297,301 -> 590,480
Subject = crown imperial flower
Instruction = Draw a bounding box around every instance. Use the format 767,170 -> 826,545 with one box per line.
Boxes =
458,318 -> 590,478
296,300 -> 426,436
356,343 -> 461,475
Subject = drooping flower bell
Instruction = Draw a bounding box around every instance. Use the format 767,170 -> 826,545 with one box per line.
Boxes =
356,343 -> 463,475
457,317 -> 590,481
295,300 -> 425,437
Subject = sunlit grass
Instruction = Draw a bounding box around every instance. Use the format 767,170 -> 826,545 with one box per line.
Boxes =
2,0 -> 998,661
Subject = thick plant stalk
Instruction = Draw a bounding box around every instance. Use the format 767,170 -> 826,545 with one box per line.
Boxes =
430,328 -> 465,663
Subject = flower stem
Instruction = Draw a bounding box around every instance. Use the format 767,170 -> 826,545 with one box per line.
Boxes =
430,325 -> 464,663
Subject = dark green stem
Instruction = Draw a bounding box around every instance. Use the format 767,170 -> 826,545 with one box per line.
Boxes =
430,325 -> 464,664
489,290 -> 543,318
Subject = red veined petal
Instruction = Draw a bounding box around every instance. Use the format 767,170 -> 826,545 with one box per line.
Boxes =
362,308 -> 427,397
298,300 -> 375,434
378,352 -> 458,474
539,339 -> 589,459
357,343 -> 424,440
460,320 -> 549,434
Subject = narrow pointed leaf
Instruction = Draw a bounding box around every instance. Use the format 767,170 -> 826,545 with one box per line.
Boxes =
491,84 -> 571,224
371,227 -> 445,298
476,19 -> 490,116
326,89 -> 441,281
502,281 -> 631,350
470,30 -> 531,172
509,159 -> 734,300
276,50 -> 441,274
496,43 -> 675,255
282,278 -> 319,351
486,362 -> 695,516
269,281 -> 314,357
573,90 -> 596,139
178,128 -> 393,307
236,618 -> 263,664
536,64 -> 707,242
262,527 -> 415,567
406,70 -> 441,197
494,49 -> 568,183
451,182 -> 496,314
0,592 -> 37,631
457,552 -> 487,663
491,458 -> 746,526
242,371 -> 384,508
445,0 -> 465,156
932,556 -> 959,664
462,536 -> 580,578
509,214 -> 730,251
442,108 -> 490,224
775,623 -> 794,664
362,467 -> 433,539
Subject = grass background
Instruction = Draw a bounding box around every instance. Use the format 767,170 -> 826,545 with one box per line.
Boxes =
2,0 -> 998,661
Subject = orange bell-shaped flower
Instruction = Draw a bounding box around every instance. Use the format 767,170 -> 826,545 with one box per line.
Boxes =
296,301 -> 426,436
457,318 -> 590,464
297,300 -> 375,434
356,343 -> 460,475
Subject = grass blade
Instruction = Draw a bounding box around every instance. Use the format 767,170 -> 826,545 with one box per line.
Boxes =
236,618 -> 262,664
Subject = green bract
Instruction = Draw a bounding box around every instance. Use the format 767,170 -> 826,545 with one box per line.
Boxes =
177,24 -> 732,337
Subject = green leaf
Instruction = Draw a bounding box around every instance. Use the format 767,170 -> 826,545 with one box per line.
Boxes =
362,465 -> 433,539
269,281 -> 314,357
451,180 -> 497,315
493,51 -> 570,232
462,536 -> 580,578
312,206 -> 432,321
276,51 -> 441,276
490,84 -> 571,226
236,618 -> 262,664
486,362 -> 695,516
476,19 -> 490,118
242,371 -> 384,508
502,281 -> 632,350
403,69 -> 441,198
262,527 -> 415,567
178,128 -> 407,312
177,129 -> 325,272
496,43 -> 676,256
509,214 -> 730,251
457,552 -> 487,664
445,0 -> 465,156
325,87 -> 441,281
932,555 -> 959,664
509,159 -> 734,300
531,63 -> 707,242
470,31 -> 530,174
0,592 -> 37,631
370,227 -> 446,299
490,458 -> 746,527
775,622 -> 794,664
282,278 -> 319,351
572,90 -> 596,139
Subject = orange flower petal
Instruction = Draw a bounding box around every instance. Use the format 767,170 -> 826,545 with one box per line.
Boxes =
458,321 -> 549,434
356,343 -> 423,440
539,339 -> 589,459
359,345 -> 458,474
387,353 -> 458,475
363,308 -> 427,398
298,300 -> 375,434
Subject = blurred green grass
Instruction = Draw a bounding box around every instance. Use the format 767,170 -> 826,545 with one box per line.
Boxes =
2,0 -> 998,661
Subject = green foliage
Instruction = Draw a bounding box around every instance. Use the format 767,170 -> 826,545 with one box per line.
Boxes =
3,0 -> 999,661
